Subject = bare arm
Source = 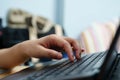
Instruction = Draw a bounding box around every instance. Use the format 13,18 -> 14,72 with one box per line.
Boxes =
0,46 -> 29,69
0,34 -> 83,69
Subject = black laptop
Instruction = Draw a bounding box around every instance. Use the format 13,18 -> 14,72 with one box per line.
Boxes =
1,22 -> 120,80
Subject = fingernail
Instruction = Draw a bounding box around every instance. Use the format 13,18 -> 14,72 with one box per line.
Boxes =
71,55 -> 75,61
57,53 -> 62,59
81,49 -> 85,52
76,51 -> 80,59
77,56 -> 80,60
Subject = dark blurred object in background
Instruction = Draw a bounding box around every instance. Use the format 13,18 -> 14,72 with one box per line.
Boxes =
0,18 -> 3,48
0,18 -> 2,29
2,27 -> 29,48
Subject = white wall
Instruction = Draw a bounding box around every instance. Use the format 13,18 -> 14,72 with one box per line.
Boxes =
64,0 -> 120,38
1,0 -> 120,38
0,0 -> 56,26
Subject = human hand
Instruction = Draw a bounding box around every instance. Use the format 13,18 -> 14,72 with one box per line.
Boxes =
17,34 -> 84,61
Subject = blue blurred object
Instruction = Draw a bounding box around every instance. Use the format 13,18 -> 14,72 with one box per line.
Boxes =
39,51 -> 69,62
62,51 -> 68,58
62,51 -> 76,58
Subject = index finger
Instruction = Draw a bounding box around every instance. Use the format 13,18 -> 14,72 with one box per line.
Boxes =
48,35 -> 74,61
63,37 -> 81,59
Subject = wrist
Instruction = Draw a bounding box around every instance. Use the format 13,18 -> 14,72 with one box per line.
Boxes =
10,43 -> 30,64
14,43 -> 30,59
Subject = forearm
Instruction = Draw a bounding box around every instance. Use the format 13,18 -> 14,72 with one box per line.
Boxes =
0,44 -> 29,69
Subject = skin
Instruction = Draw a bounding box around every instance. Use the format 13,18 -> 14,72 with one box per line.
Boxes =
0,34 -> 83,69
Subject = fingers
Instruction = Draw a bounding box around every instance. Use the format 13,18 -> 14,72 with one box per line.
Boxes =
64,37 -> 81,59
37,34 -> 84,61
37,46 -> 63,59
62,41 -> 74,61
48,35 -> 74,61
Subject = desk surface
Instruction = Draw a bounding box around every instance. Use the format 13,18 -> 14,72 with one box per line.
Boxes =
0,58 -> 67,79
0,61 -> 50,79
0,66 -> 28,79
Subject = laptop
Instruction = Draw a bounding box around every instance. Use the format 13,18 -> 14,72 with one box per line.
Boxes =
1,22 -> 120,80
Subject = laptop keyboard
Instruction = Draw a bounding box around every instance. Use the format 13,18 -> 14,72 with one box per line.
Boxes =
110,55 -> 120,80
23,52 -> 106,80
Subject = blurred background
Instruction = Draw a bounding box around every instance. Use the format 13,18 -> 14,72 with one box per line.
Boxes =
0,0 -> 120,38
0,0 -> 120,64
